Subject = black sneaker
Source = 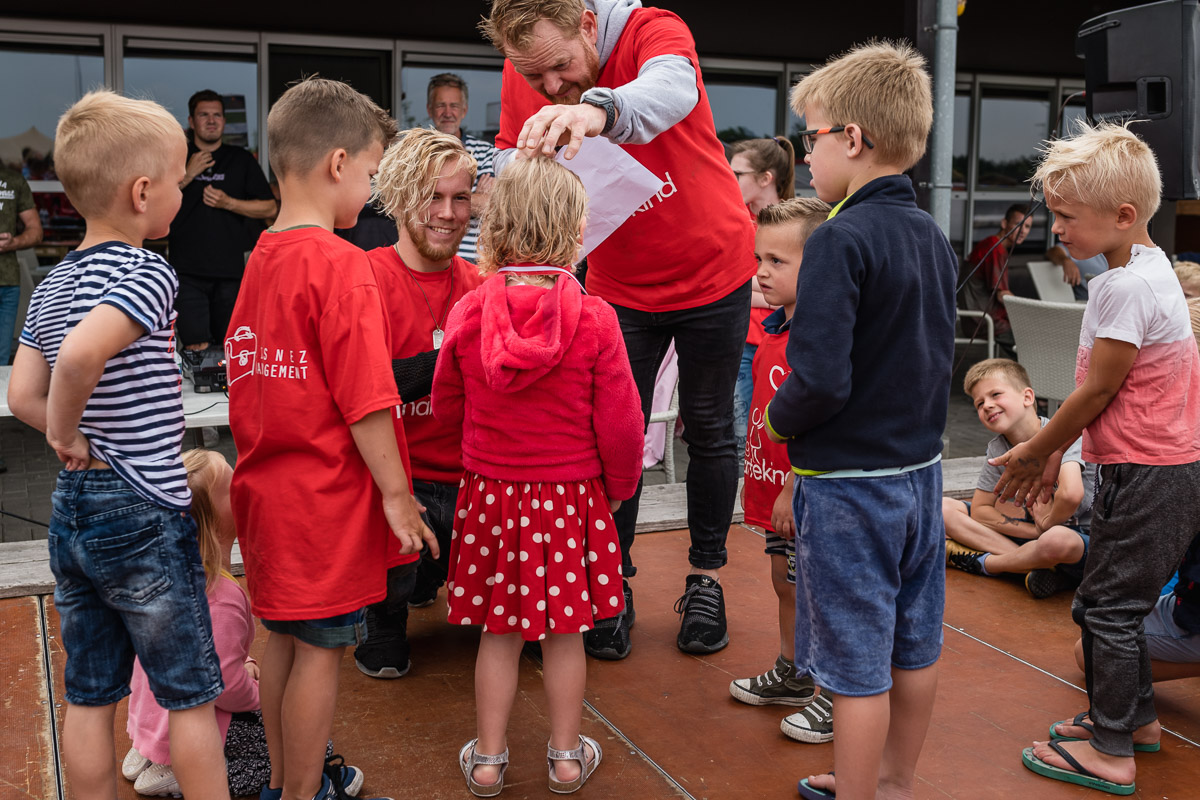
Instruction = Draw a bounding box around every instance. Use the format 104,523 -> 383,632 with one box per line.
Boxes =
1025,567 -> 1078,599
407,562 -> 441,609
354,604 -> 410,679
584,579 -> 633,660
674,574 -> 729,654
945,540 -> 987,576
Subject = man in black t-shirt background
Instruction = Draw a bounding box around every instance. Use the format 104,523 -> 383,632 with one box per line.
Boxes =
169,89 -> 276,351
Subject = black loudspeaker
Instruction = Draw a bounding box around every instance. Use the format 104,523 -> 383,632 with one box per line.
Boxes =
1076,0 -> 1199,200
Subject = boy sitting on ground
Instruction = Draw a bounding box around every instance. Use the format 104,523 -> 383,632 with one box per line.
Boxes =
943,358 -> 1095,598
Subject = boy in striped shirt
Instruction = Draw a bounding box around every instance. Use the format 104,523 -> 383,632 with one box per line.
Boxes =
8,91 -> 228,799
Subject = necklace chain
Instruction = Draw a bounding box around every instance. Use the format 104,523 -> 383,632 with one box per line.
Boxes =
394,244 -> 454,331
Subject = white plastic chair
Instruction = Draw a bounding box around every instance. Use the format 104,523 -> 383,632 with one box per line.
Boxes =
954,309 -> 995,360
1004,295 -> 1086,415
1026,260 -> 1078,304
646,381 -> 680,483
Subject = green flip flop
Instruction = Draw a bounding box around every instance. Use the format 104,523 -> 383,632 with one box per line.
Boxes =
1022,742 -> 1135,796
1049,711 -> 1160,753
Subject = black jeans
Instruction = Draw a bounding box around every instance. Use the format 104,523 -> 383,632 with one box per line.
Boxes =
610,280 -> 751,576
413,478 -> 460,585
177,273 -> 241,347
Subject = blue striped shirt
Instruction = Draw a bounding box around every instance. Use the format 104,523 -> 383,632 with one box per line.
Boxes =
20,242 -> 190,510
458,132 -> 496,263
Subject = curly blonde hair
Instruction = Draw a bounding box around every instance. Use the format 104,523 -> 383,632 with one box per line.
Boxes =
372,128 -> 477,226
477,158 -> 588,273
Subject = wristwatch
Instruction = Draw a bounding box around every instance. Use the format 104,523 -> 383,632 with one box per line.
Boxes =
580,89 -> 617,135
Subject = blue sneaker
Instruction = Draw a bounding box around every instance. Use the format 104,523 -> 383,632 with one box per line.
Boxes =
324,755 -> 365,797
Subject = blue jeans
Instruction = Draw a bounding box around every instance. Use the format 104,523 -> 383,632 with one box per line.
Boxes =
413,478 -> 460,586
50,469 -> 223,709
611,280 -> 752,575
733,343 -> 757,457
792,463 -> 945,696
0,284 -> 20,365
261,609 -> 367,649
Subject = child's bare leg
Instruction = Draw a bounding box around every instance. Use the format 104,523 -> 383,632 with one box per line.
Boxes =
878,663 -> 938,799
168,702 -> 230,800
771,554 -> 796,661
819,692 -> 891,800
473,631 -> 523,786
61,703 -> 117,800
941,497 -> 1023,554
542,632 -> 590,783
279,640 -> 343,800
261,631 -> 296,791
980,527 -> 1084,575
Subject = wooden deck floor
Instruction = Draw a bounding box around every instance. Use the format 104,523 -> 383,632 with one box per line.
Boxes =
5,523 -> 1200,800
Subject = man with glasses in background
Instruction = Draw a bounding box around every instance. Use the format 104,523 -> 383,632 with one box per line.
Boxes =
426,73 -> 495,262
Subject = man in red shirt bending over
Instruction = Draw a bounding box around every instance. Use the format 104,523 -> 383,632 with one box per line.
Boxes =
355,128 -> 485,678
484,0 -> 757,660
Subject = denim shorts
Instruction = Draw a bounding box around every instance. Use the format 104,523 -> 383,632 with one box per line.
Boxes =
763,532 -> 796,584
261,608 -> 366,649
1144,591 -> 1200,663
792,463 -> 945,697
49,469 -> 223,709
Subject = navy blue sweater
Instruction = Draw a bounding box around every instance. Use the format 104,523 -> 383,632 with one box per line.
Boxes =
766,175 -> 957,471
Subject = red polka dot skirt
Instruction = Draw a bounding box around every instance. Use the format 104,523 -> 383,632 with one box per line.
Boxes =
446,472 -> 625,641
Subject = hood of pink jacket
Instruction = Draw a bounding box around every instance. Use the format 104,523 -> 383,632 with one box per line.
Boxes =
479,273 -> 582,393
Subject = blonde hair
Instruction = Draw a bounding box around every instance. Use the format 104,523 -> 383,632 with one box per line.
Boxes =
962,358 -> 1032,397
182,449 -> 224,594
268,77 -> 397,177
756,197 -> 831,246
372,128 -> 477,226
480,0 -> 585,52
1031,120 -> 1161,221
54,90 -> 186,218
1176,260 -> 1200,290
731,138 -> 797,201
477,158 -> 588,272
790,40 -> 932,171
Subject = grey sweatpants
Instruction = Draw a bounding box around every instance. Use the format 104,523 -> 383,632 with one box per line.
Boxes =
1074,461 -> 1200,757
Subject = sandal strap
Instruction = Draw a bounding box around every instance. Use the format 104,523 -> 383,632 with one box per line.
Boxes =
547,742 -> 584,762
472,749 -> 510,766
1046,740 -> 1101,780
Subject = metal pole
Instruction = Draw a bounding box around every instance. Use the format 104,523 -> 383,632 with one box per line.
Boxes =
929,0 -> 959,237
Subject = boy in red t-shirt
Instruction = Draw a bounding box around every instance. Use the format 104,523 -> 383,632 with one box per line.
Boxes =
225,79 -> 435,800
728,199 -> 832,742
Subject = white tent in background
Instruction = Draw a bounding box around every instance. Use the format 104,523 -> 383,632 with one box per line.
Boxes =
0,127 -> 54,170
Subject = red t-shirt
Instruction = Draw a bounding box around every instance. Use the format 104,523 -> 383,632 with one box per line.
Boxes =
496,8 -> 755,312
742,316 -> 792,530
227,227 -> 406,620
968,234 -> 1011,330
367,246 -> 483,484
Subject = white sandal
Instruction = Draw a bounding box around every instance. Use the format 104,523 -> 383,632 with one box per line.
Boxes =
459,739 -> 509,797
547,734 -> 602,794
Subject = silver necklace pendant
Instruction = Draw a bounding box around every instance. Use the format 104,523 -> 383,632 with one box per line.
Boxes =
432,328 -> 444,350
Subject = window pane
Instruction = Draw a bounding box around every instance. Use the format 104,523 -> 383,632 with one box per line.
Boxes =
0,47 -> 105,244
977,90 -> 1050,188
268,46 -> 391,119
400,65 -> 503,142
706,75 -> 779,143
968,199 -> 1048,256
952,93 -> 970,189
124,55 -> 260,155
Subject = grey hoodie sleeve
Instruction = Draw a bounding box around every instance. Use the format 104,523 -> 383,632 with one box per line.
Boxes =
585,55 -> 699,145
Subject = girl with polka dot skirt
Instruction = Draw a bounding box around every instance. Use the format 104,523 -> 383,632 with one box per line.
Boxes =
431,158 -> 643,796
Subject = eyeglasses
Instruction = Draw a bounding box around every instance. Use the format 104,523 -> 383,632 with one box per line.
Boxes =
795,126 -> 875,154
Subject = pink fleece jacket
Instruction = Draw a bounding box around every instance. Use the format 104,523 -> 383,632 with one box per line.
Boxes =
432,274 -> 644,501
126,575 -> 259,765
